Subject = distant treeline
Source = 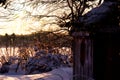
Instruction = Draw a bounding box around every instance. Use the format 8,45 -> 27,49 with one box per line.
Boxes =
0,32 -> 72,48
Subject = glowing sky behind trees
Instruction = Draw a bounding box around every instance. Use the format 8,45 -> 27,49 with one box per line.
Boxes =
0,0 -> 65,35
0,0 -> 102,35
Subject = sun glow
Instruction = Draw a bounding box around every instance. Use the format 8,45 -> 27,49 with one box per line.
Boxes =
0,0 -> 103,35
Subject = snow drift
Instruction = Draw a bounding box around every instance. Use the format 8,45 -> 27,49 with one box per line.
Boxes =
0,67 -> 72,80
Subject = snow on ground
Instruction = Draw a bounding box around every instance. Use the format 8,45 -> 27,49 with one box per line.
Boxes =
0,67 -> 72,80
0,47 -> 73,80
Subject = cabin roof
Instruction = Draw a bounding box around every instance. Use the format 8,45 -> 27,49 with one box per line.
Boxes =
80,1 -> 119,32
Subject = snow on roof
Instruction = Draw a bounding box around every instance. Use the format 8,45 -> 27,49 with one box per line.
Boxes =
83,1 -> 116,26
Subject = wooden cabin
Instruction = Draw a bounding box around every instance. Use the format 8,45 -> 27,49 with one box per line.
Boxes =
72,1 -> 120,80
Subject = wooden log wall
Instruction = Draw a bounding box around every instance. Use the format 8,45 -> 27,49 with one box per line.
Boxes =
72,32 -> 94,80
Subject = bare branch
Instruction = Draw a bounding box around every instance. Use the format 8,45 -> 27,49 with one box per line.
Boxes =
67,0 -> 74,21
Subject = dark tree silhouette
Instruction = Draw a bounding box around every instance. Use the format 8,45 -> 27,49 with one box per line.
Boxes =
0,0 -> 7,6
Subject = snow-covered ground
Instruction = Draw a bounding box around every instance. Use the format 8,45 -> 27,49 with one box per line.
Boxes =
0,47 -> 73,80
0,67 -> 72,80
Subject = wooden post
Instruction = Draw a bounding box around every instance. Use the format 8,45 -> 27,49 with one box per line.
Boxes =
72,31 -> 94,80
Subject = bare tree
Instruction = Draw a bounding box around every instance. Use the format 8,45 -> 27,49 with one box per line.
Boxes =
0,0 -> 103,32
57,0 -> 103,34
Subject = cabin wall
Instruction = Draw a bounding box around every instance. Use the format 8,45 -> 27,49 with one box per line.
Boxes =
93,32 -> 120,80
72,32 -> 93,80
72,31 -> 120,80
